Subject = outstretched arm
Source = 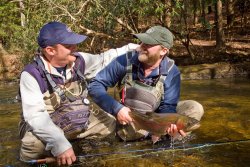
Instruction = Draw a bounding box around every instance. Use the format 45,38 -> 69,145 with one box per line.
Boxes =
80,43 -> 139,80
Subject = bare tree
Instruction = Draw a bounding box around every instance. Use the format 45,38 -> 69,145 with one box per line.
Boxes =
192,0 -> 200,26
19,0 -> 25,27
215,0 -> 225,49
161,0 -> 172,28
226,0 -> 235,27
201,0 -> 207,26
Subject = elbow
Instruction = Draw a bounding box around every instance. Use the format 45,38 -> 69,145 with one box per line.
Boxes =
88,80 -> 98,97
88,80 -> 106,99
158,104 -> 177,113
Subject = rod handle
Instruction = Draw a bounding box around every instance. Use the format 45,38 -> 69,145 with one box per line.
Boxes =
36,157 -> 56,164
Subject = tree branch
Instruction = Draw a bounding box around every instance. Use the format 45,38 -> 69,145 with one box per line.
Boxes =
45,0 -> 77,21
92,0 -> 136,34
75,0 -> 91,16
79,25 -> 116,39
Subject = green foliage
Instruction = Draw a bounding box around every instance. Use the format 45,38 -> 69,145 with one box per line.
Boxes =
0,0 -> 235,64
0,1 -> 23,49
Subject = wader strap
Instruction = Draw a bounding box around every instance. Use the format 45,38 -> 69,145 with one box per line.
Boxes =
35,56 -> 67,101
76,68 -> 88,98
159,75 -> 166,84
125,51 -> 133,82
72,52 -> 88,98
158,75 -> 166,100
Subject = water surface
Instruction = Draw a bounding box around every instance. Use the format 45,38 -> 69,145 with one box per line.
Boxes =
0,79 -> 249,166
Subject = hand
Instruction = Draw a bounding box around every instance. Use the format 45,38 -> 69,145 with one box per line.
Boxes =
167,124 -> 186,138
117,106 -> 133,125
135,45 -> 141,52
128,43 -> 140,51
57,147 -> 76,166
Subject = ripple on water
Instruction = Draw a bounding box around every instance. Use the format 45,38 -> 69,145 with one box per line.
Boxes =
1,79 -> 250,167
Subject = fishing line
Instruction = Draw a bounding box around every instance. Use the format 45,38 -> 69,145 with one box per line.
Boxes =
79,139 -> 250,158
67,139 -> 250,167
22,139 -> 250,166
87,139 -> 250,163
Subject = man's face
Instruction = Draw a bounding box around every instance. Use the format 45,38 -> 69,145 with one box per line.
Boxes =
138,43 -> 167,66
50,44 -> 77,67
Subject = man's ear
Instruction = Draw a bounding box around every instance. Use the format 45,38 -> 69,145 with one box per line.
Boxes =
160,47 -> 168,57
44,46 -> 56,56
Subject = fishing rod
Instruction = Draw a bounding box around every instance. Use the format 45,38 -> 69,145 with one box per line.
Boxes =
22,139 -> 250,165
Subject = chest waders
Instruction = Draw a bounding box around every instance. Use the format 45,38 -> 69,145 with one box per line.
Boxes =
25,52 -> 90,139
119,51 -> 166,114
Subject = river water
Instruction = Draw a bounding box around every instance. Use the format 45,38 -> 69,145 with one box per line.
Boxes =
0,78 -> 250,167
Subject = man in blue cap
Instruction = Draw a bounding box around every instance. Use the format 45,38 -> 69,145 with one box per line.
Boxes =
18,21 -> 138,166
89,26 -> 204,143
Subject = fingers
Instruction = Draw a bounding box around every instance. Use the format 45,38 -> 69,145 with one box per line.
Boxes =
167,124 -> 186,137
61,157 -> 66,165
117,107 -> 133,125
57,158 -> 61,166
57,147 -> 76,166
57,157 -> 74,166
167,124 -> 178,136
179,130 -> 186,137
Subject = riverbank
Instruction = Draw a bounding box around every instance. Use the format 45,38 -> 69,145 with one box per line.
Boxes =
180,62 -> 250,80
1,56 -> 250,82
0,43 -> 250,81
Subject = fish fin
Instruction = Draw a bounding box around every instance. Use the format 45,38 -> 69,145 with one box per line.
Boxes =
151,135 -> 161,144
131,122 -> 141,131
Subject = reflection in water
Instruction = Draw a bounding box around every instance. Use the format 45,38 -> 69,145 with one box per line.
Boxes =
0,78 -> 250,167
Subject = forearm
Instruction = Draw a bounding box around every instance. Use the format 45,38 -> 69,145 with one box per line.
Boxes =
88,80 -> 124,115
80,43 -> 138,80
88,55 -> 127,115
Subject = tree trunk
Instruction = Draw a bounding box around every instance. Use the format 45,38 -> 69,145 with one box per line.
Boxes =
193,0 -> 199,26
201,0 -> 207,26
162,0 -> 172,28
183,0 -> 188,28
215,0 -> 225,49
208,5 -> 213,14
226,0 -> 235,27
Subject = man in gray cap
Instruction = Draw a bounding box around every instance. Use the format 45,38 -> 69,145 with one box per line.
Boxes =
89,25 -> 204,142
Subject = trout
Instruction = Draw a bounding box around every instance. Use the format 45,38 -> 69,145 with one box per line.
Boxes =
129,111 -> 200,137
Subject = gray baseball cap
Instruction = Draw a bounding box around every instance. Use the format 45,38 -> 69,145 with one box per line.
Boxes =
133,26 -> 174,49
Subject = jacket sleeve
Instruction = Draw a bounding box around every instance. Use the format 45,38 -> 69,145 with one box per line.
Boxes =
79,43 -> 139,80
157,67 -> 181,113
20,71 -> 72,156
88,55 -> 127,115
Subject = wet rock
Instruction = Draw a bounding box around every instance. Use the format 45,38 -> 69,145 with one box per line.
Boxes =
180,62 -> 250,80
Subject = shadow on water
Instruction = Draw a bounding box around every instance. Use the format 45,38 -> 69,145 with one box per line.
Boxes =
0,78 -> 250,167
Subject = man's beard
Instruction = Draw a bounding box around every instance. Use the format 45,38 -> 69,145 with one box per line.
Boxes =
138,52 -> 160,66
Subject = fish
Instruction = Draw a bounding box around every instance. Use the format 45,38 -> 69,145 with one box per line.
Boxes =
129,111 -> 200,138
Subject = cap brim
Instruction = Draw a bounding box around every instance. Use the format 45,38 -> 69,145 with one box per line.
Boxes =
61,33 -> 87,45
133,33 -> 159,45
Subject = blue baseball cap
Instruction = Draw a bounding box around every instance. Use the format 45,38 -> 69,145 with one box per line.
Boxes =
37,21 -> 87,48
